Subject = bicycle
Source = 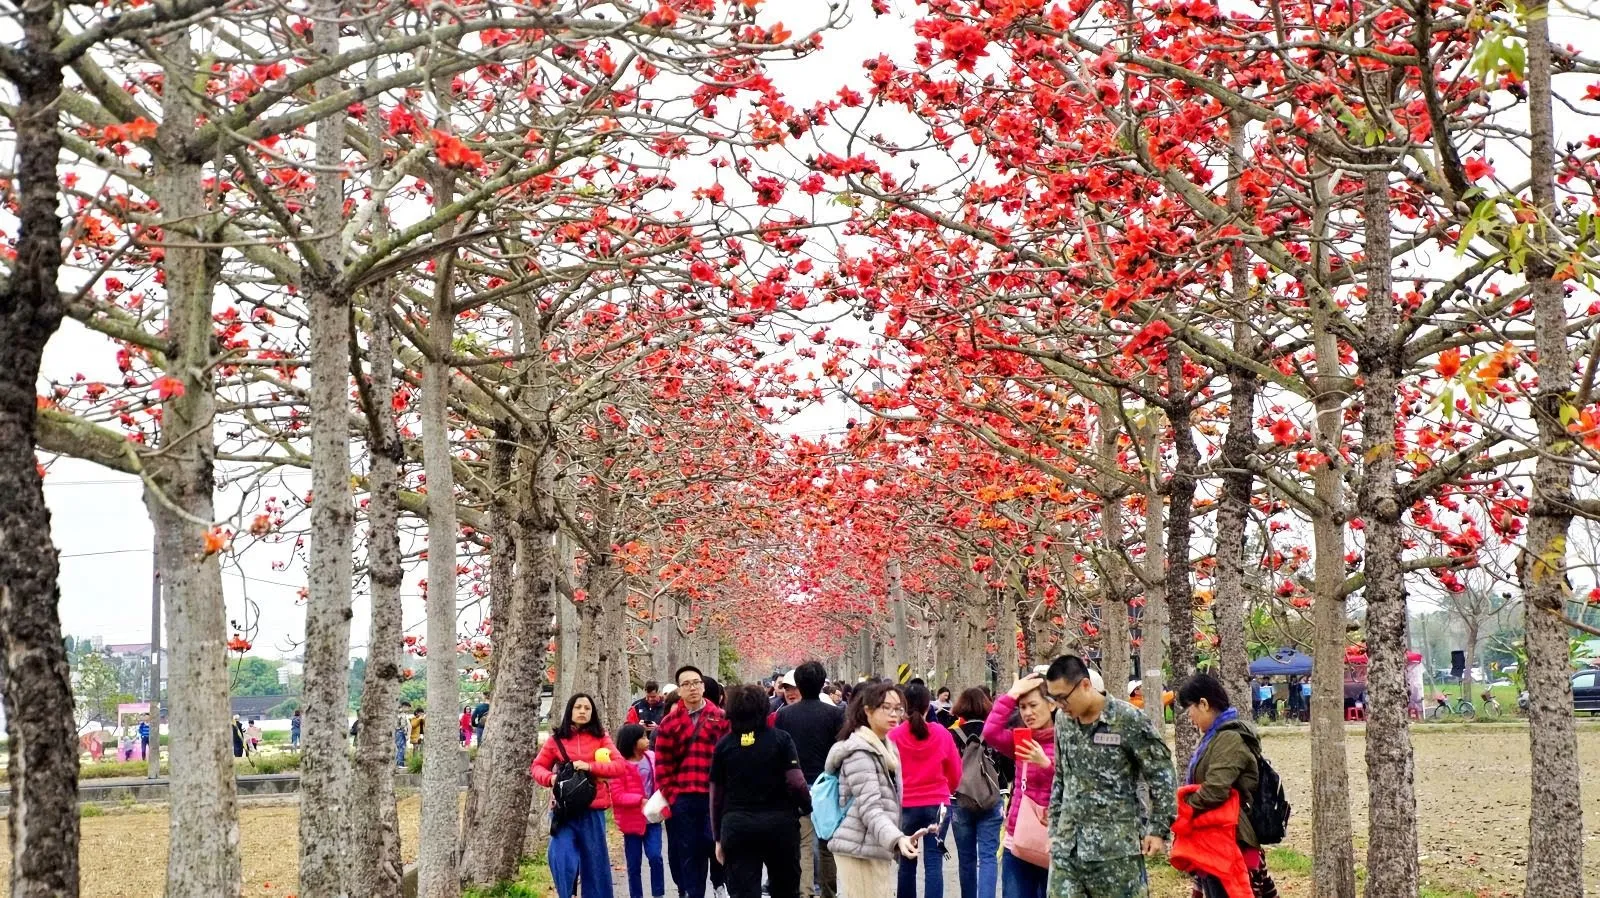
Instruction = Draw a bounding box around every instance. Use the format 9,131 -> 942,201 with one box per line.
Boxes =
1425,692 -> 1476,721
1477,690 -> 1502,721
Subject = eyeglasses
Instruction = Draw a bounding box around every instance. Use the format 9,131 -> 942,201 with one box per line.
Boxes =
1050,683 -> 1082,707
678,679 -> 704,688
875,703 -> 906,715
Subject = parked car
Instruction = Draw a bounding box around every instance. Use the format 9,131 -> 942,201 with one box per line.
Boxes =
1516,670 -> 1600,715
1573,669 -> 1600,714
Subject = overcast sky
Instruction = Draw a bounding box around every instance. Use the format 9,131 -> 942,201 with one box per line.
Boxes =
41,0 -> 915,659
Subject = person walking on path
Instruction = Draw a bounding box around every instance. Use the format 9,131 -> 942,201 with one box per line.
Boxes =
290,709 -> 302,750
822,681 -> 926,898
949,688 -> 1010,898
1174,674 -> 1279,898
888,684 -> 960,898
231,716 -> 246,759
982,674 -> 1057,898
613,723 -> 667,898
774,660 -> 846,898
460,705 -> 473,746
472,698 -> 490,745
532,693 -> 628,898
139,714 -> 152,760
657,664 -> 731,898
711,684 -> 811,898
1043,655 -> 1177,898
628,681 -> 668,747
408,707 -> 425,763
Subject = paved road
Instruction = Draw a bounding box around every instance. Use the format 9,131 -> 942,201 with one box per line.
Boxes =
609,840 -> 963,898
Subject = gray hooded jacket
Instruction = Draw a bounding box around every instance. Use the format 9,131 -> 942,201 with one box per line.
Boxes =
822,728 -> 903,861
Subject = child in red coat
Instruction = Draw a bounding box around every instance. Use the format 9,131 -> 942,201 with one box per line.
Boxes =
614,724 -> 666,898
532,694 -> 628,898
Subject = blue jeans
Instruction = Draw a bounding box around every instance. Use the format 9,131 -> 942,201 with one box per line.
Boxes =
393,729 -> 406,766
625,823 -> 666,898
550,807 -> 615,898
898,805 -> 944,898
1000,850 -> 1047,898
667,793 -> 715,898
951,804 -> 1003,898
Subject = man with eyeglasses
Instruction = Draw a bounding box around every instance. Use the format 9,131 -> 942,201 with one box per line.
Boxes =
657,664 -> 731,898
1043,655 -> 1176,898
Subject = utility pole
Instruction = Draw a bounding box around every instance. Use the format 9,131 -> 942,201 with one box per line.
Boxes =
148,534 -> 161,780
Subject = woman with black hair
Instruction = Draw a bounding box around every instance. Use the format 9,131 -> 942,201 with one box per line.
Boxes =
887,684 -> 960,898
824,682 -> 925,898
532,693 -> 628,898
948,688 -> 1009,898
1174,674 -> 1279,898
710,684 -> 811,898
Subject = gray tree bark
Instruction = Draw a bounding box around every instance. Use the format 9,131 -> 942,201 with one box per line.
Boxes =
1138,419 -> 1166,728
1519,5 -> 1586,892
1096,401 -> 1131,693
299,2 -> 355,890
887,559 -> 909,677
0,2 -> 79,893
350,295 -> 405,898
418,177 -> 461,898
1357,167 -> 1419,898
1211,111 -> 1257,714
151,27 -> 241,898
1306,176 -> 1357,898
1165,352 -> 1200,762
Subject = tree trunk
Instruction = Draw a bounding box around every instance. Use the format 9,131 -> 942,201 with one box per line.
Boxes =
418,184 -> 461,898
1165,352 -> 1200,762
1306,178 -> 1357,898
1212,113 -> 1257,714
152,28 -> 241,898
350,292 -> 405,898
1096,402 -> 1131,694
1520,4 -> 1586,892
299,5 -> 355,885
0,3 -> 79,893
1139,441 -> 1166,728
1357,167 -> 1419,898
460,434 -> 560,885
887,559 -> 909,678
995,586 -> 1019,682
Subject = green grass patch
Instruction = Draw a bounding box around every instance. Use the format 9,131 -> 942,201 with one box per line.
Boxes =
79,802 -> 105,818
1265,846 -> 1313,876
79,758 -> 166,780
464,855 -> 553,898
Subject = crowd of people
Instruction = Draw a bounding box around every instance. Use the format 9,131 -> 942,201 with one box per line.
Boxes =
529,658 -> 1285,898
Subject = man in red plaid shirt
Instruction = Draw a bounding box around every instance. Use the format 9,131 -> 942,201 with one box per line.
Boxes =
657,664 -> 730,898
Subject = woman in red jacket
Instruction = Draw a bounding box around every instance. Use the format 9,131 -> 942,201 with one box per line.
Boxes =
533,693 -> 628,898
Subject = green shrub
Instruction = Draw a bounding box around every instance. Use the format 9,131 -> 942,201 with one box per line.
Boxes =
407,750 -> 423,774
79,758 -> 166,780
80,803 -> 105,818
235,752 -> 301,776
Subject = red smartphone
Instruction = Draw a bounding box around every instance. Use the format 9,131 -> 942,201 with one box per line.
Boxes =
1013,727 -> 1035,759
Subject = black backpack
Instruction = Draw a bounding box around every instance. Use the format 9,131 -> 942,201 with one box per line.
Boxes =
549,738 -> 597,821
1247,745 -> 1291,845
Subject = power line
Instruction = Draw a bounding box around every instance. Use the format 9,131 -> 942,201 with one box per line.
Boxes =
59,548 -> 151,559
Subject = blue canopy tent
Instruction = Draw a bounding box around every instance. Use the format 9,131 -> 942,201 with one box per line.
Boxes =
1248,648 -> 1313,677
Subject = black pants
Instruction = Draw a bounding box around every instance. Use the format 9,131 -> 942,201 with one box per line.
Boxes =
721,810 -> 800,898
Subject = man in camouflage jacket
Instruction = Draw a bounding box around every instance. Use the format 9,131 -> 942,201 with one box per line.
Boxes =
1043,655 -> 1177,898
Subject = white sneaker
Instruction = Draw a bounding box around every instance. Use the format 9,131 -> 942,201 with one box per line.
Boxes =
714,886 -> 729,898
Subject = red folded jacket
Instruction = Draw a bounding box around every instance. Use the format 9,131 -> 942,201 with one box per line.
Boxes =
1169,784 -> 1253,898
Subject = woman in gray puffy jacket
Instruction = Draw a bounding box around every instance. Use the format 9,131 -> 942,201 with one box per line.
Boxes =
822,682 -> 926,898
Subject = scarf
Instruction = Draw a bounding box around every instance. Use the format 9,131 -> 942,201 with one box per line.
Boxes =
1187,707 -> 1239,784
855,725 -> 901,774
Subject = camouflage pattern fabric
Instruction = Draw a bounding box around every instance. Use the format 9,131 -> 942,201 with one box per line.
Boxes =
1047,853 -> 1149,898
1045,697 -> 1177,898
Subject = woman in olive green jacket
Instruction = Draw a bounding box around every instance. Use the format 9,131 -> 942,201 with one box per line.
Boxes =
1177,674 -> 1279,898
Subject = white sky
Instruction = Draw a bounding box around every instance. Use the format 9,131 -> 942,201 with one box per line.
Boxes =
40,0 -> 921,659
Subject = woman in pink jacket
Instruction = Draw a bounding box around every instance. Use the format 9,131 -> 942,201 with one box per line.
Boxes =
982,675 -> 1057,898
888,683 -> 962,898
532,694 -> 629,898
